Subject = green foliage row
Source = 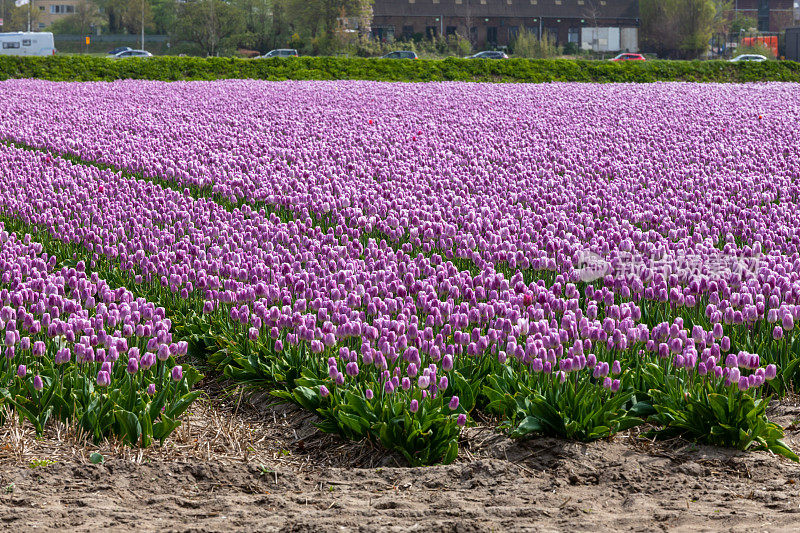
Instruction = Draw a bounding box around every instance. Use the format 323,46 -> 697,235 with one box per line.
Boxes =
1,56 -> 799,83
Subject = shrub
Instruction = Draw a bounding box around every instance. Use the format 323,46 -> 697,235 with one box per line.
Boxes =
0,56 -> 798,84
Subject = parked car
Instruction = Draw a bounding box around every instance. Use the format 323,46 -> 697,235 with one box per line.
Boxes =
466,51 -> 508,59
610,53 -> 646,61
113,49 -> 153,59
108,46 -> 132,56
381,51 -> 418,59
259,49 -> 299,58
729,54 -> 767,62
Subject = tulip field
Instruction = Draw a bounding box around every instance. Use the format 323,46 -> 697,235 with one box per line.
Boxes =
1,79 -> 800,466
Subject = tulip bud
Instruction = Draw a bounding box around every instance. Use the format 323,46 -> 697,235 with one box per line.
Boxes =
33,375 -> 44,391
16,364 -> 26,379
765,364 -> 777,380
449,396 -> 460,410
409,399 -> 419,413
96,370 -> 111,387
171,365 -> 183,381
365,388 -> 374,400
147,383 -> 156,395
442,354 -> 453,372
457,414 -> 467,427
738,376 -> 749,392
319,385 -> 330,397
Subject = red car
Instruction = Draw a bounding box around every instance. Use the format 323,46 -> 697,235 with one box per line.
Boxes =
610,53 -> 646,61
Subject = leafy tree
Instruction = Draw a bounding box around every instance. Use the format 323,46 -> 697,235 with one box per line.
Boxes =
641,0 -> 717,59
280,0 -> 370,39
50,0 -> 104,34
150,0 -> 177,35
173,0 -> 244,56
117,0 -> 154,35
229,0 -> 274,52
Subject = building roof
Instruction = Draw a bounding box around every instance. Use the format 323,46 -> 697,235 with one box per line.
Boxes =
373,0 -> 640,20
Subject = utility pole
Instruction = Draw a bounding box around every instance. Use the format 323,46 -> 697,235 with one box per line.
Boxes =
140,0 -> 144,50
210,0 -> 215,56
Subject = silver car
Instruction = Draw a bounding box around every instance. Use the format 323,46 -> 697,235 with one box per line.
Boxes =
260,49 -> 299,58
729,54 -> 767,62
114,49 -> 153,59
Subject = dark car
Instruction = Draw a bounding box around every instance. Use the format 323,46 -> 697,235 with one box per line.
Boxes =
109,46 -> 132,56
466,51 -> 509,59
381,51 -> 418,59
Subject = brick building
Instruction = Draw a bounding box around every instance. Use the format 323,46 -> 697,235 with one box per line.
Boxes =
371,0 -> 640,50
733,0 -> 798,32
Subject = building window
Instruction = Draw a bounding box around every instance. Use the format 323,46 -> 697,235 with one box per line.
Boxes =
530,0 -> 537,4
433,0 -> 439,4
509,26 -> 519,40
403,25 -> 414,38
568,27 -> 579,43
555,0 -> 561,4
38,5 -> 45,10
38,23 -> 46,29
50,5 -> 76,14
487,26 -> 498,44
426,26 -> 437,38
578,0 -> 584,4
446,26 -> 457,36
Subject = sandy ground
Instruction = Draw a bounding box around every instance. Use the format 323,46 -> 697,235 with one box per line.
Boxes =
2,383 -> 800,532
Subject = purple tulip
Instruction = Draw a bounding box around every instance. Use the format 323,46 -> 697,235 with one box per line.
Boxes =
171,365 -> 183,381
457,414 -> 467,427
16,364 -> 26,379
442,354 -> 453,372
33,375 -> 44,391
765,364 -> 777,380
319,385 -> 330,397
409,399 -> 419,413
449,396 -> 460,410
97,371 -> 111,387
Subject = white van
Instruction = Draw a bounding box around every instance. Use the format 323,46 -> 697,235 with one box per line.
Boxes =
0,32 -> 56,56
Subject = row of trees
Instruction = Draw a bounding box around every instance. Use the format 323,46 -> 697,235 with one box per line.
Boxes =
0,0 -> 373,56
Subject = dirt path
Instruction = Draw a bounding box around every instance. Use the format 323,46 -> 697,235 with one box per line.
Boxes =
2,392 -> 800,532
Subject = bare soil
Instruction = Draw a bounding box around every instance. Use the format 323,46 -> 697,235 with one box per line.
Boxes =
2,384 -> 800,532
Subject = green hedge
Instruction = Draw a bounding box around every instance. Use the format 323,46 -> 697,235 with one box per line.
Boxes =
1,56 -> 799,83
